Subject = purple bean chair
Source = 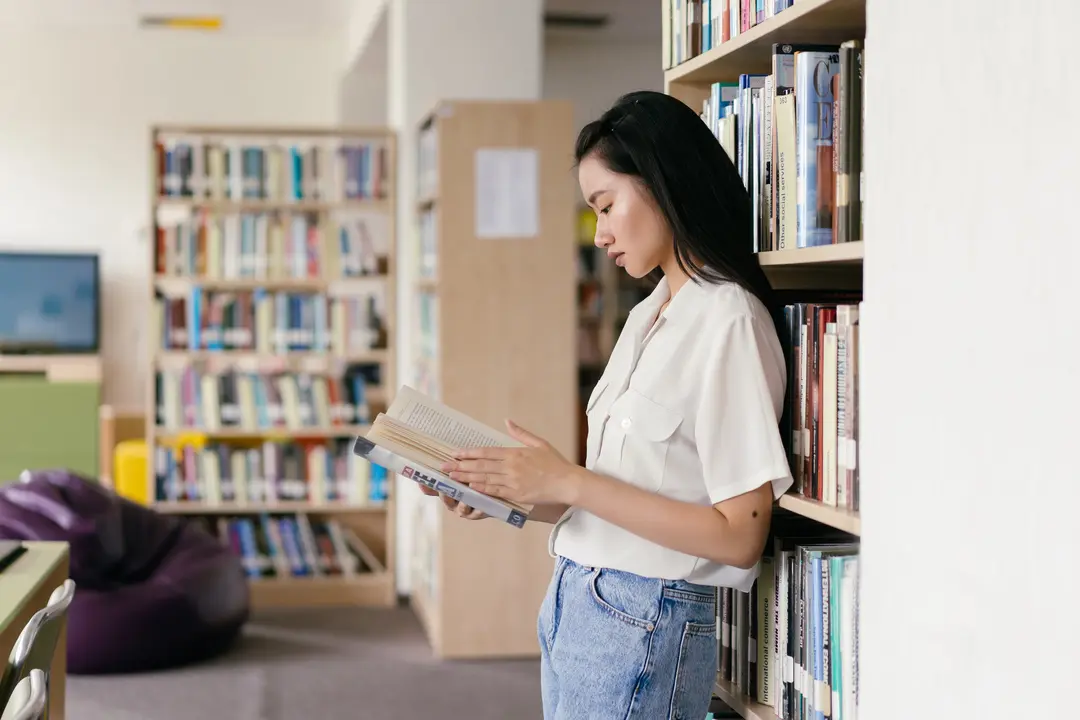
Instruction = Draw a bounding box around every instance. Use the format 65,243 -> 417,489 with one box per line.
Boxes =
0,469 -> 249,675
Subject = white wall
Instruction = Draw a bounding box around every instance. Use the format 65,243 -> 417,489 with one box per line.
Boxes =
542,35 -> 664,208
0,28 -> 342,410
860,1 -> 1080,717
340,5 -> 389,126
543,36 -> 664,139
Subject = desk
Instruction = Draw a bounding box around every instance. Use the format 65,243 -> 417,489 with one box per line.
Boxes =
0,542 -> 70,719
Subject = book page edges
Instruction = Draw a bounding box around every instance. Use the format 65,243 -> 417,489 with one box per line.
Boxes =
365,423 -> 532,515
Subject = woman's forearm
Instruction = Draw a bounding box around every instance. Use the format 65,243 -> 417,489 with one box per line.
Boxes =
528,503 -> 571,524
563,466 -> 769,568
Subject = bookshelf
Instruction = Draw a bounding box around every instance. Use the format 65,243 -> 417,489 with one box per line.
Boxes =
663,1 -> 865,718
411,99 -> 577,658
146,125 -> 398,609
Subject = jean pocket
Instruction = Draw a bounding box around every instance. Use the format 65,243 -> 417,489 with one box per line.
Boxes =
588,567 -> 662,631
668,621 -> 718,720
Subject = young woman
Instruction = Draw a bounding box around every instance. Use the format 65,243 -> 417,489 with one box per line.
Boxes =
428,90 -> 794,719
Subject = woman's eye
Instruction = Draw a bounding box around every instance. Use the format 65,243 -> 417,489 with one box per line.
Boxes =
600,205 -> 611,215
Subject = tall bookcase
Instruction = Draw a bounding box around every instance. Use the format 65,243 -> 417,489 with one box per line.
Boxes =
147,125 -> 397,609
412,100 -> 577,658
663,1 -> 866,718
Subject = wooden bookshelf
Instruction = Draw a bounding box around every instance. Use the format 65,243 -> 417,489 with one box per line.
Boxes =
145,124 -> 398,609
663,2 -> 864,718
665,0 -> 866,87
714,678 -> 780,720
758,240 -> 863,267
410,100 -> 577,659
778,493 -> 860,535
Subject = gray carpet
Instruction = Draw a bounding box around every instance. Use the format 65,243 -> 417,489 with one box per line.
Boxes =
67,606 -> 542,719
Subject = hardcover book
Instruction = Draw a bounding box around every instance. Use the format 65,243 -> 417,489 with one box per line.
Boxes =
352,385 -> 531,527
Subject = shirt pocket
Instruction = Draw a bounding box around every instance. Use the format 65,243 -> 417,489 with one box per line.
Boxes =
606,388 -> 683,492
584,379 -> 613,468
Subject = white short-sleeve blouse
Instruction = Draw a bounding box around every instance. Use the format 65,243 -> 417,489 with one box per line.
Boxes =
549,274 -> 794,592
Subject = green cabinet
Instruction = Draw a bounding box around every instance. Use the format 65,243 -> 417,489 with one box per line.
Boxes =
0,376 -> 99,484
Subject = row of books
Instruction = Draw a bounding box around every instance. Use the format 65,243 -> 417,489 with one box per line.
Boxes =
415,292 -> 440,400
155,367 -> 379,432
153,440 -> 389,506
781,301 -> 860,510
417,123 -> 438,200
154,209 -> 388,279
663,0 -> 798,68
703,42 -> 864,252
721,536 -> 860,720
418,207 -> 437,279
153,289 -> 389,354
201,514 -> 372,580
156,137 -> 390,202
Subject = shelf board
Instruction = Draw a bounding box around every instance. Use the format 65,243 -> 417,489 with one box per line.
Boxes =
153,501 -> 386,515
153,425 -> 369,440
778,493 -> 861,535
248,572 -> 394,609
153,124 -> 394,138
155,350 -> 388,365
713,678 -> 779,720
153,275 -> 388,293
757,241 -> 863,267
154,198 -> 389,213
665,0 -> 866,85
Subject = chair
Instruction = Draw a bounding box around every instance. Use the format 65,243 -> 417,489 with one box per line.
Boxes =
0,471 -> 248,674
0,670 -> 46,720
0,580 -> 75,717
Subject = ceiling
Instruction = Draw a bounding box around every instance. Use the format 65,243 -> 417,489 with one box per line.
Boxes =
544,0 -> 657,41
0,0 -> 655,39
0,0 -> 350,33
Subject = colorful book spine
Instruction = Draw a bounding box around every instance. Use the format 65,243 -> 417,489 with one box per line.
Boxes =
795,50 -> 841,248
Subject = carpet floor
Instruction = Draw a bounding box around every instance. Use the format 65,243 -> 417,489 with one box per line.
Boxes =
67,605 -> 542,720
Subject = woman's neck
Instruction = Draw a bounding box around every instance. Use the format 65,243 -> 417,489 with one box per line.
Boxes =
661,256 -> 692,299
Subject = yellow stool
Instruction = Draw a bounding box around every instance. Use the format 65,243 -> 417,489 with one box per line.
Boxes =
113,439 -> 149,506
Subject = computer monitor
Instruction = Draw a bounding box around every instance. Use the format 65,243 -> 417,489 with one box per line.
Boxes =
0,252 -> 100,354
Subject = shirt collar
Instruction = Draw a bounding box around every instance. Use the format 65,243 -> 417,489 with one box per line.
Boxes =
631,272 -> 709,329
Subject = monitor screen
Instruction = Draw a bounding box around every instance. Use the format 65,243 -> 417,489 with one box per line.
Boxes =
0,252 -> 100,353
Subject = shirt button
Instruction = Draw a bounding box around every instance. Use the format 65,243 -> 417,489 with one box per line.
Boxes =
621,417 -> 632,430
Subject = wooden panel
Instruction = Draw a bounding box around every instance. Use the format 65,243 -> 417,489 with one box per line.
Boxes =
422,100 -> 576,658
436,100 -> 577,459
0,378 -> 99,482
249,573 -> 393,609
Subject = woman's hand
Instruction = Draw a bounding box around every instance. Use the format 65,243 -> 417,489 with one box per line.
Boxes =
415,482 -> 487,520
441,419 -> 580,506
440,495 -> 488,520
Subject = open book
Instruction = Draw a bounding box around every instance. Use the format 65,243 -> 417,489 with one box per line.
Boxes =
351,385 -> 530,528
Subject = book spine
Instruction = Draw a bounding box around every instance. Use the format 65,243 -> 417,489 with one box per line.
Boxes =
353,438 -> 528,528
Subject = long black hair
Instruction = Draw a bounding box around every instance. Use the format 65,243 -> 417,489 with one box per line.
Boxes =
574,90 -> 777,316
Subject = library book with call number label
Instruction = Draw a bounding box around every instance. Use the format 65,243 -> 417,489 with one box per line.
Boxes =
352,385 -> 531,528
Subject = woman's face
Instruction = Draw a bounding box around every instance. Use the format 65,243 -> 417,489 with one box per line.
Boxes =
578,154 -> 673,279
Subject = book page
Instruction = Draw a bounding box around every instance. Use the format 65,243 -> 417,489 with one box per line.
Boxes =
386,385 -> 520,449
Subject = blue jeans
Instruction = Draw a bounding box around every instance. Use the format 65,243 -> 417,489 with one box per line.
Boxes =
538,556 -> 717,720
